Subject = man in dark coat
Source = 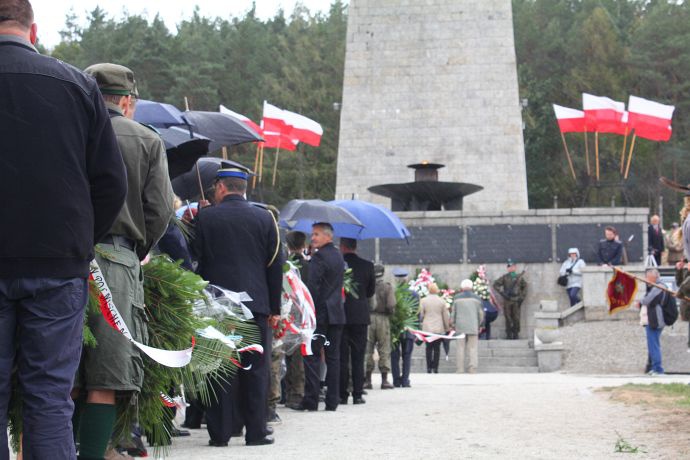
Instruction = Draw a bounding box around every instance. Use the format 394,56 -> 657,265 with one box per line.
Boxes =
597,226 -> 623,266
293,223 -> 345,411
192,165 -> 282,446
339,237 -> 376,405
648,215 -> 665,266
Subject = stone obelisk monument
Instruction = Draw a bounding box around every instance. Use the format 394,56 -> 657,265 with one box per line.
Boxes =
336,0 -> 528,212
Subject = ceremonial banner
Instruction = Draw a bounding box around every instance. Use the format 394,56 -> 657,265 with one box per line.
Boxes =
583,93 -> 626,133
607,269 -> 638,314
90,260 -> 194,368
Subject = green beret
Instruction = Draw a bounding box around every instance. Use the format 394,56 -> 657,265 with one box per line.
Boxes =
84,63 -> 137,97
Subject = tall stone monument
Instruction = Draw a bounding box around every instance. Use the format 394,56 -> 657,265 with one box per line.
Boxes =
336,0 -> 529,212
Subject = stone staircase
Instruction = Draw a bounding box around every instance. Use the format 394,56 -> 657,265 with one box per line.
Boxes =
409,339 -> 539,373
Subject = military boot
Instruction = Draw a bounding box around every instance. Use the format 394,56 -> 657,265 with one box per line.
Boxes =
380,372 -> 394,389
364,371 -> 373,390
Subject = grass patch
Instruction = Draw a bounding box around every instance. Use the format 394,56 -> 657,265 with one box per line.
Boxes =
614,383 -> 690,406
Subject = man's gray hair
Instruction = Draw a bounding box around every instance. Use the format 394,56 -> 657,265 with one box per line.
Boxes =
645,268 -> 660,279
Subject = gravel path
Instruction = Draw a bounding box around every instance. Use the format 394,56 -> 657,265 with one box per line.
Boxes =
158,373 -> 690,460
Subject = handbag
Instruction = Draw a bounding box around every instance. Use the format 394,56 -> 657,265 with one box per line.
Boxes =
557,258 -> 578,287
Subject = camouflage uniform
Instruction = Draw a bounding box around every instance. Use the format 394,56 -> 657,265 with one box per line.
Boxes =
366,278 -> 396,375
493,271 -> 527,340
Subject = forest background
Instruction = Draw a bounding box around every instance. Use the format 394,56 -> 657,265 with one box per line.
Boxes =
43,0 -> 690,221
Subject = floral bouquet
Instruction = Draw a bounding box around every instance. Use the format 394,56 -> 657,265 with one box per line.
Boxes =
408,268 -> 435,297
470,265 -> 491,301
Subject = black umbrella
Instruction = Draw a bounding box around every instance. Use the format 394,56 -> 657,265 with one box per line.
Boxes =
158,127 -> 211,179
279,199 -> 364,228
171,157 -> 254,201
182,111 -> 263,153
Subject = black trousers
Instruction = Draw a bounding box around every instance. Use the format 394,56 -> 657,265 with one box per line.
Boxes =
425,341 -> 441,372
206,314 -> 270,443
339,324 -> 368,399
303,324 -> 343,409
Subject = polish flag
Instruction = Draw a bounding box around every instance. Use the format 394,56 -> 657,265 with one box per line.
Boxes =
608,111 -> 629,136
628,96 -> 674,142
262,130 -> 298,151
582,93 -> 625,133
219,104 -> 262,135
262,101 -> 290,134
553,105 -> 586,133
280,109 -> 323,147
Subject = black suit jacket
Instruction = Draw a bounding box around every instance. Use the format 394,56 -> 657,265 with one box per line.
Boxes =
648,225 -> 665,255
307,242 -> 346,326
192,195 -> 283,316
343,253 -> 376,325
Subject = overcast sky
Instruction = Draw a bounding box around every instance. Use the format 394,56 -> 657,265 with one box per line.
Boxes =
31,0 -> 336,48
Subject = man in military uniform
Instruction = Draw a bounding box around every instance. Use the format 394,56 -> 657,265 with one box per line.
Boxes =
493,260 -> 527,340
293,223 -> 345,411
74,63 -> 174,459
339,238 -> 375,405
1,4 -> 127,458
390,268 -> 416,388
364,264 -> 396,390
192,165 -> 282,446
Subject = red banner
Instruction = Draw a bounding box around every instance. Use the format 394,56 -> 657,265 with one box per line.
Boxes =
607,269 -> 638,314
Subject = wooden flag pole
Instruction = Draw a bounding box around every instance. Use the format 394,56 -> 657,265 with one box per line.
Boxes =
584,131 -> 591,176
258,144 -> 265,183
595,131 -> 600,181
272,146 -> 281,187
619,128 -> 629,175
559,132 -> 577,180
610,265 -> 690,302
624,134 -> 638,180
221,146 -> 228,160
252,143 -> 260,188
184,96 -> 190,111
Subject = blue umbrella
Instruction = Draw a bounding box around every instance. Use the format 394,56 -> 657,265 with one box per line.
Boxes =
283,200 -> 409,240
134,99 -> 187,127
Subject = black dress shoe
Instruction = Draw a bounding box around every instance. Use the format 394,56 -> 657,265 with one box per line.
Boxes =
340,397 -> 348,405
288,402 -> 317,412
246,435 -> 274,446
172,428 -> 190,437
362,390 -> 368,395
265,426 -> 274,435
352,397 -> 366,405
208,440 -> 228,447
324,405 -> 337,411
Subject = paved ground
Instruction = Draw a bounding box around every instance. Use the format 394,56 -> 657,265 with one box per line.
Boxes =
156,372 -> 690,460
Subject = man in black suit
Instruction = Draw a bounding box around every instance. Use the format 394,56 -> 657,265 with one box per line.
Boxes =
192,165 -> 282,446
339,237 -> 375,405
648,214 -> 665,266
293,222 -> 346,411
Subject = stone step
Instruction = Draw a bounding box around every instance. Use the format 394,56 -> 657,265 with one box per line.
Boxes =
478,357 -> 538,367
479,339 -> 532,349
479,348 -> 537,358
477,366 -> 539,373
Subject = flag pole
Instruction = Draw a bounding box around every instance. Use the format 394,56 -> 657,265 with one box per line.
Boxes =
559,132 -> 577,180
196,163 -> 205,202
624,134 -> 637,180
252,143 -> 260,188
595,131 -> 600,181
619,128 -> 629,175
584,131 -> 591,176
258,144 -> 265,183
609,265 -> 690,302
184,96 -> 190,111
221,146 -> 228,160
272,143 -> 281,187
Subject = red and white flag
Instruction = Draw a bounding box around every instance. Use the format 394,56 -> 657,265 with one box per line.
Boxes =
553,104 -> 586,133
262,101 -> 290,134
628,96 -> 674,142
281,109 -> 323,147
219,104 -> 262,135
261,129 -> 299,151
582,93 -> 626,134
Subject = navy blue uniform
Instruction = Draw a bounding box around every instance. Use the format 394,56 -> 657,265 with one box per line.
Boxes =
192,194 -> 282,444
597,239 -> 623,265
302,243 -> 346,410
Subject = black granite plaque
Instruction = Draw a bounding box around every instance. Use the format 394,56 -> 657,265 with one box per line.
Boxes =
379,226 -> 462,264
466,224 -> 552,263
555,223 -> 644,263
356,238 -> 376,262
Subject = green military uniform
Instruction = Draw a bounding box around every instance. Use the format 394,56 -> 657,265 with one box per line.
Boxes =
79,63 -> 174,392
366,276 -> 397,377
493,268 -> 527,340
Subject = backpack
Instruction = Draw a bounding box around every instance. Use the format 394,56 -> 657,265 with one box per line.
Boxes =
661,292 -> 679,326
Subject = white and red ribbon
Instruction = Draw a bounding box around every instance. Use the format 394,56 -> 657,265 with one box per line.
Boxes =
196,325 -> 264,370
89,260 -> 194,368
282,267 -> 317,355
406,327 -> 466,343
